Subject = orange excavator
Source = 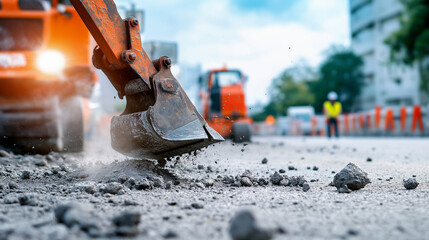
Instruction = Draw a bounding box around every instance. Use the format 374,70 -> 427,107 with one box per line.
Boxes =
0,0 -> 223,162
0,0 -> 96,153
199,68 -> 252,142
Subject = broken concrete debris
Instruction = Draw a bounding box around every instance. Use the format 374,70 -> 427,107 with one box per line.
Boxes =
229,210 -> 273,240
403,178 -> 419,190
112,211 -> 141,237
333,163 -> 370,193
270,172 -> 283,185
54,202 -> 100,236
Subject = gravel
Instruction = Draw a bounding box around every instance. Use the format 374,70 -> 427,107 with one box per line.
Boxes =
403,178 -> 419,190
100,182 -> 123,194
270,172 -> 283,185
240,177 -> 253,187
191,202 -> 204,209
21,170 -> 31,179
135,178 -> 153,190
302,183 -> 310,192
8,181 -> 18,189
54,202 -> 100,235
258,178 -> 269,186
0,137 -> 428,240
3,194 -> 19,204
163,229 -> 179,238
18,194 -> 38,206
279,178 -> 290,186
228,210 -> 273,240
202,178 -> 214,187
83,184 -> 97,194
112,211 -> 141,237
289,176 -> 299,186
34,158 -> 48,167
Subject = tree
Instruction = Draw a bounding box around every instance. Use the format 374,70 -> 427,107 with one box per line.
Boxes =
310,49 -> 364,113
384,0 -> 429,92
269,72 -> 315,113
251,65 -> 315,121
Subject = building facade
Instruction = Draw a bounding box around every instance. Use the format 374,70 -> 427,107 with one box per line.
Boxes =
349,0 -> 425,111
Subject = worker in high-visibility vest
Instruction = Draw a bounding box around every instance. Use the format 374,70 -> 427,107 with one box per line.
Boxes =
323,91 -> 342,138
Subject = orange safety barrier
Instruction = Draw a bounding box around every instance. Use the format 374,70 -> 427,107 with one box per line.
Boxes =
375,106 -> 381,130
400,106 -> 407,132
344,114 -> 349,133
384,108 -> 395,132
366,114 -> 372,130
411,105 -> 424,133
351,114 -> 356,132
359,114 -> 365,131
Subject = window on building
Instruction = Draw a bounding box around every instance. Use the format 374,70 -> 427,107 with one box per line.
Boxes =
394,78 -> 402,85
380,16 -> 400,35
351,1 -> 373,23
352,25 -> 375,43
386,98 -> 413,106
363,73 -> 374,85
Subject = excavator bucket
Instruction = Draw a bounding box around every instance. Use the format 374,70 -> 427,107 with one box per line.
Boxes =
110,57 -> 224,159
70,0 -> 223,160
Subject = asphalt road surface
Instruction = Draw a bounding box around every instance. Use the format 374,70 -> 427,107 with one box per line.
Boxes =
0,136 -> 428,240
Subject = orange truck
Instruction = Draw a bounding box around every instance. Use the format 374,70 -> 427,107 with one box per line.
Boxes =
199,68 -> 252,142
0,0 -> 96,153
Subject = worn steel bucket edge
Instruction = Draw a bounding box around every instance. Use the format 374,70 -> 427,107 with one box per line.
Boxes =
110,108 -> 223,160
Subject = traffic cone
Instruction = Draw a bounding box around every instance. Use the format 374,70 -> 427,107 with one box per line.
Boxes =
385,108 -> 395,132
366,114 -> 372,131
375,106 -> 381,130
411,105 -> 424,133
359,114 -> 365,131
344,114 -> 349,133
400,106 -> 407,132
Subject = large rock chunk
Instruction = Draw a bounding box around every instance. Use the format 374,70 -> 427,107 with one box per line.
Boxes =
229,210 -> 273,240
112,211 -> 141,237
333,163 -> 370,193
54,202 -> 100,235
18,194 -> 38,206
100,182 -> 123,194
270,172 -> 283,185
403,178 -> 419,190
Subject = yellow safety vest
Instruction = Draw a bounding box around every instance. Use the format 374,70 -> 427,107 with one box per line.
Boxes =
324,101 -> 342,118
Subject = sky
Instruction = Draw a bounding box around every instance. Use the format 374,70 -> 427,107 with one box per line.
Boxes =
116,0 -> 350,106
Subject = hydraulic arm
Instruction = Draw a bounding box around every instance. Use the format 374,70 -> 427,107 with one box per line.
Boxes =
70,0 -> 223,161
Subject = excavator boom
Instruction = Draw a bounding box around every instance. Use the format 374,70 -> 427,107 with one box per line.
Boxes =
70,0 -> 223,161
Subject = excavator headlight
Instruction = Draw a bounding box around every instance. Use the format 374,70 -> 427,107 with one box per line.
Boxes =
36,50 -> 66,75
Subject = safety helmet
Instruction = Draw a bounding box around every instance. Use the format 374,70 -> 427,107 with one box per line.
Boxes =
327,91 -> 338,101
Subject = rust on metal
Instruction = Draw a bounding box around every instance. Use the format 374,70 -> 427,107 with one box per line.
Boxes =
70,0 -> 224,160
70,0 -> 156,90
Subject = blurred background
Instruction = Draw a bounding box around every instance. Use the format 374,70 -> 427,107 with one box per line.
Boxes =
100,0 -> 428,137
0,0 -> 428,155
